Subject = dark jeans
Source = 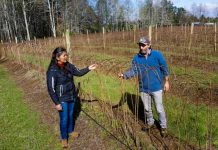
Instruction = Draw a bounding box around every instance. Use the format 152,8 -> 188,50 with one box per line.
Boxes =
59,100 -> 75,139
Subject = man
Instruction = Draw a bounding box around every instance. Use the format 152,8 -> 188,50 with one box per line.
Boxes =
119,36 -> 169,137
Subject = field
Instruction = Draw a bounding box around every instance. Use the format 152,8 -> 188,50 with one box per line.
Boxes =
1,25 -> 218,149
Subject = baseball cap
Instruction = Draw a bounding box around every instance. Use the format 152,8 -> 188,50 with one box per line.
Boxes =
137,37 -> 150,45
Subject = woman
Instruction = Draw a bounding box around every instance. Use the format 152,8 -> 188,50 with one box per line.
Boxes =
46,47 -> 97,148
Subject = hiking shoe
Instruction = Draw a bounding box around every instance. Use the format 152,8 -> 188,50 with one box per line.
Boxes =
160,128 -> 167,137
141,124 -> 154,132
69,131 -> 80,139
61,139 -> 68,148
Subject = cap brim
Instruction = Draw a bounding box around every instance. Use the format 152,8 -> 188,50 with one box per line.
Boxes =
137,42 -> 150,45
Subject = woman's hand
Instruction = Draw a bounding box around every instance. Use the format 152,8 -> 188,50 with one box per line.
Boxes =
88,64 -> 97,70
55,104 -> 62,111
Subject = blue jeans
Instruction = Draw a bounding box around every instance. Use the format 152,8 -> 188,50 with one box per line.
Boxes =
59,100 -> 75,139
140,90 -> 167,128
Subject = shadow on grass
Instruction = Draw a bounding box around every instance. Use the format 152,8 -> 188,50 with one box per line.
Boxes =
113,92 -> 160,129
73,82 -> 99,128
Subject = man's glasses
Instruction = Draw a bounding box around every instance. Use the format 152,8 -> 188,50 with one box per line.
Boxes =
139,44 -> 149,47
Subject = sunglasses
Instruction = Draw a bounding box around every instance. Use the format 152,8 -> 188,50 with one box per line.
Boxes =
139,44 -> 149,47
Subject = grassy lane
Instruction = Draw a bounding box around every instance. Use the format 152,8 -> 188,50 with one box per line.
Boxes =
0,65 -> 60,149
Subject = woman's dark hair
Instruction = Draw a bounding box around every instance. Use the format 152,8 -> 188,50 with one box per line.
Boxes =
48,47 -> 67,69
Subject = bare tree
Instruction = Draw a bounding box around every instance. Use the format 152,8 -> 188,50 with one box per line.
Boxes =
46,0 -> 56,37
12,0 -> 18,39
2,0 -> 12,42
22,0 -> 30,41
191,3 -> 207,18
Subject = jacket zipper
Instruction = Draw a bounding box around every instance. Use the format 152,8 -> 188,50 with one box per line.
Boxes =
60,85 -> 63,97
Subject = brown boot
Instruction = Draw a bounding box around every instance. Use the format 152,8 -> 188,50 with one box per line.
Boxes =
160,128 -> 167,137
61,139 -> 68,148
69,131 -> 80,139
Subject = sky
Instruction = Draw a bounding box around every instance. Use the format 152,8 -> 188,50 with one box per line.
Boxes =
170,0 -> 218,17
129,0 -> 218,18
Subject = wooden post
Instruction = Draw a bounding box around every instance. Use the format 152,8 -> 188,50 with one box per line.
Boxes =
186,23 -> 194,74
86,29 -> 90,45
122,28 -> 125,40
65,29 -> 72,62
66,29 -> 71,52
133,25 -> 136,43
215,23 -> 217,52
188,23 -> 194,51
155,24 -> 157,42
103,27 -> 105,49
190,23 -> 194,35
171,24 -> 173,32
205,24 -> 208,43
149,25 -> 152,42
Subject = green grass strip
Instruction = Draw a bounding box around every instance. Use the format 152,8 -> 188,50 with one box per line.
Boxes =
163,94 -> 218,148
0,65 -> 60,149
170,65 -> 218,85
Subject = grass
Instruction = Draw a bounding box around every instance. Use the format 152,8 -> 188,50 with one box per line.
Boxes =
164,94 -> 218,148
170,65 -> 218,85
0,65 -> 61,149
75,71 -> 137,103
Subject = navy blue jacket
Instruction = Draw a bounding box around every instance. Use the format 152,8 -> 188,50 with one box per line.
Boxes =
46,62 -> 90,105
123,49 -> 169,93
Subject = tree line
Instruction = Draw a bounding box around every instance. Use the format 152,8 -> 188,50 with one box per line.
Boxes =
0,0 -> 217,42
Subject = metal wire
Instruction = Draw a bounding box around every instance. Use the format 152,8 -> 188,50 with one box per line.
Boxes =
81,108 -> 133,150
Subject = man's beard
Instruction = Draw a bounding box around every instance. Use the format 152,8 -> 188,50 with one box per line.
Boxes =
140,49 -> 147,55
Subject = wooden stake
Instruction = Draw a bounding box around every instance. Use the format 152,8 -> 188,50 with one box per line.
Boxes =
149,25 -> 152,42
103,27 -> 105,49
133,25 -> 136,43
171,24 -> 173,32
65,29 -> 72,62
86,29 -> 90,45
122,28 -> 124,40
155,24 -> 157,42
215,23 -> 217,52
190,23 -> 194,35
